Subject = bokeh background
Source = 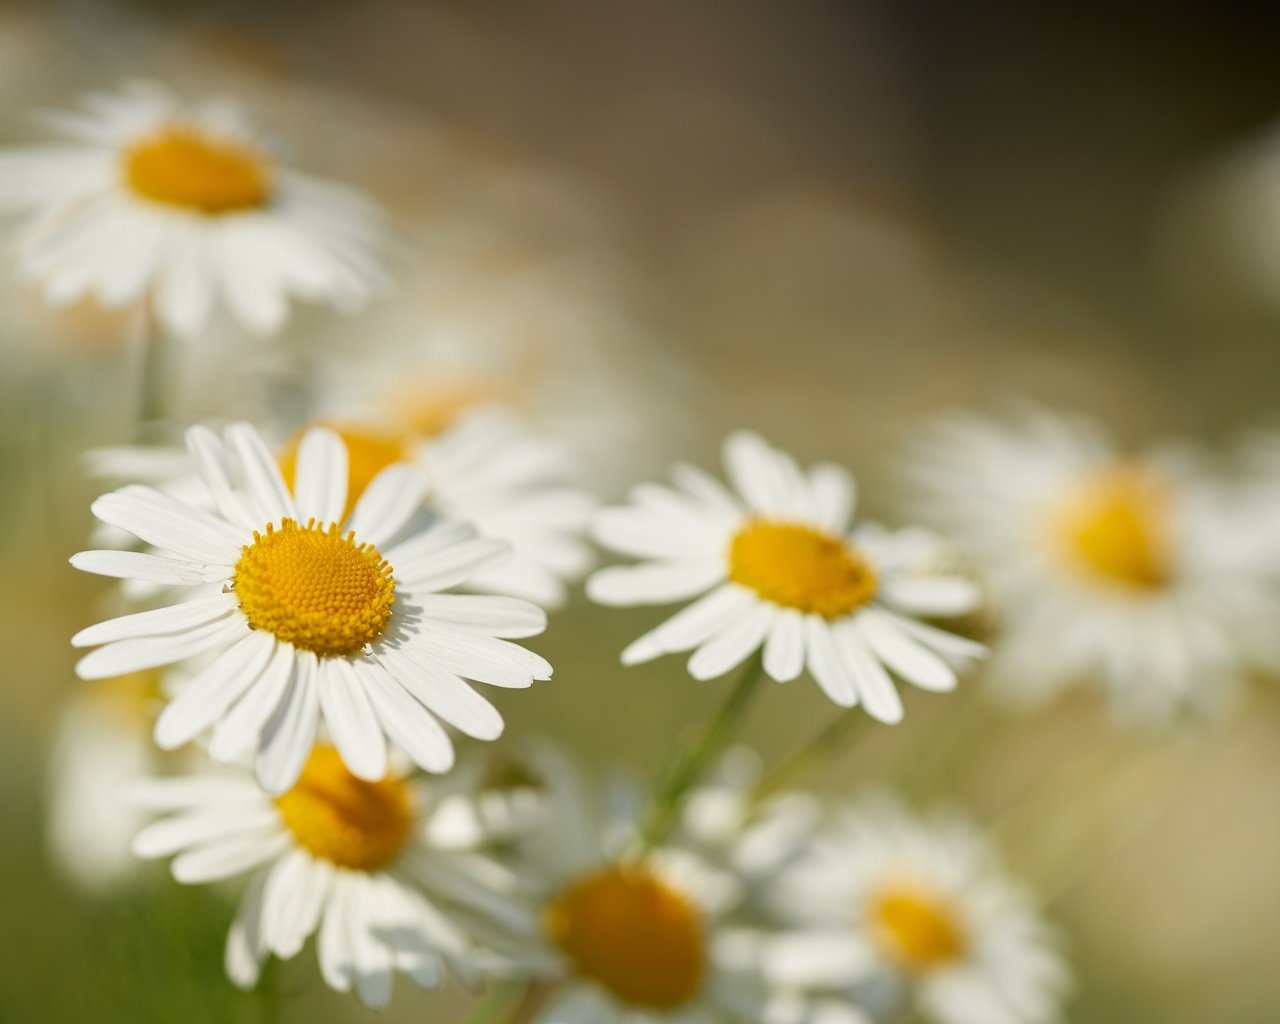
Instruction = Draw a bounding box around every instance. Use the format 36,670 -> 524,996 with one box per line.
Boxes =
3,1 -> 1280,1021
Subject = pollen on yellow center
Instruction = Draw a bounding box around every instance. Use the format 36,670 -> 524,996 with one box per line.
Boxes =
728,518 -> 879,618
279,422 -> 413,522
233,518 -> 395,657
868,879 -> 967,973
276,745 -> 413,871
124,125 -> 271,214
542,865 -> 707,1010
1048,464 -> 1171,590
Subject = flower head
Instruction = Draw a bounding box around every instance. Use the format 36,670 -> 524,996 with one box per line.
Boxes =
588,431 -> 985,721
71,422 -> 551,793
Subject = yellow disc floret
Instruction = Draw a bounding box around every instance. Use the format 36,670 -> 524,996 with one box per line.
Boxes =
543,865 -> 707,1010
729,519 -> 879,618
868,879 -> 967,973
124,125 -> 271,214
278,422 -> 412,522
1049,464 -> 1171,590
234,518 -> 395,657
276,745 -> 413,871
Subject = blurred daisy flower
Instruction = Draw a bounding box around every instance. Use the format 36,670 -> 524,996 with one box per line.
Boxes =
501,750 -> 833,1024
0,81 -> 389,338
71,422 -> 551,793
131,744 -> 527,1008
768,797 -> 1069,1024
588,431 -> 985,722
906,408 -> 1280,719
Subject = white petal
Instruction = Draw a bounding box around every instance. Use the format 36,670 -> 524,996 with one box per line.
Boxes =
412,594 -> 546,639
628,583 -> 757,662
881,577 -> 981,617
763,608 -> 807,682
357,661 -> 455,773
586,560 -> 723,606
858,610 -> 957,692
172,831 -> 288,884
70,549 -> 227,585
804,616 -> 857,707
75,615 -> 249,680
225,869 -> 270,989
319,875 -> 357,992
209,643 -> 296,763
687,601 -> 775,680
407,625 -> 551,686
293,427 -> 348,526
71,594 -> 237,647
347,464 -> 426,546
378,648 -> 504,740
834,622 -> 904,722
255,651 -> 320,795
133,806 -> 277,859
91,487 -> 243,564
809,462 -> 856,532
154,631 -> 275,749
186,424 -> 256,530
316,658 -> 388,781
227,422 -> 296,525
391,537 -> 510,593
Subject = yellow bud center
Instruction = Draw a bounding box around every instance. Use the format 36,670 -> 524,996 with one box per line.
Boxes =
124,125 -> 271,214
543,865 -> 707,1010
233,518 -> 395,657
276,745 -> 413,871
279,423 -> 413,522
1049,464 -> 1171,590
729,519 -> 878,618
868,879 -> 966,973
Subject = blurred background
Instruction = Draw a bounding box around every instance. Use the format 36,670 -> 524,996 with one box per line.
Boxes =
3,0 -> 1280,1021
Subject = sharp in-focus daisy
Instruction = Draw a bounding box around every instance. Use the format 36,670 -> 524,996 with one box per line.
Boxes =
767,798 -> 1069,1024
906,408 -> 1280,719
131,744 -> 528,1008
71,422 -> 551,793
0,81 -> 389,338
499,752 -> 824,1024
588,431 -> 985,722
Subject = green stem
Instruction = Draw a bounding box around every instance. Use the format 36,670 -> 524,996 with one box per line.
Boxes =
755,707 -> 864,799
641,653 -> 767,848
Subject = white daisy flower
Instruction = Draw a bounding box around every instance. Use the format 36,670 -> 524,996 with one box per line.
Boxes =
70,422 -> 551,793
768,798 -> 1069,1024
587,431 -> 986,722
501,752 -> 827,1024
905,408 -> 1280,719
0,81 -> 389,338
131,744 -> 529,1008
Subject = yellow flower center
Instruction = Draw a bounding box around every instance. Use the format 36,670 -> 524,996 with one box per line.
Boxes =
728,519 -> 878,618
1048,464 -> 1171,590
279,422 -> 413,522
275,745 -> 413,871
542,865 -> 707,1010
233,518 -> 395,657
868,880 -> 966,973
124,125 -> 271,214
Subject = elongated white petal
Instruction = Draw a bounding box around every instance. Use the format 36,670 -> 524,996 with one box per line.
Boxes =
154,631 -> 275,749
255,651 -> 320,794
91,487 -> 243,563
411,594 -> 546,639
357,661 -> 455,773
173,831 -> 289,884
804,616 -> 857,707
763,608 -> 807,682
378,648 -> 504,740
293,427 -> 348,526
228,422 -> 296,525
835,622 -> 904,722
75,615 -> 249,679
225,869 -> 270,988
347,464 -> 425,546
392,538 -> 510,593
187,424 -> 257,530
858,610 -> 957,692
586,560 -> 723,606
881,577 -> 981,617
687,600 -> 775,680
71,593 -> 237,647
209,643 -> 295,764
316,658 -> 388,781
70,549 -> 225,584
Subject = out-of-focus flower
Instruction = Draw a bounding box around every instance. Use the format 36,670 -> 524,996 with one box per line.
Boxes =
70,422 -> 551,792
500,750 -> 831,1024
588,431 -> 985,721
906,408 -> 1280,719
0,81 -> 389,338
131,744 -> 526,1008
768,797 -> 1069,1024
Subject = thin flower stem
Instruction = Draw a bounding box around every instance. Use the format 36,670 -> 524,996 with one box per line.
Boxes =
640,652 -> 767,849
754,707 -> 865,799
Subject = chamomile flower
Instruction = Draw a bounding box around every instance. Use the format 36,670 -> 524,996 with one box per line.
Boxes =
501,753 -> 816,1024
906,409 -> 1280,718
588,431 -> 985,722
71,422 -> 551,793
131,744 -> 528,1008
768,798 -> 1069,1024
0,81 -> 388,338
